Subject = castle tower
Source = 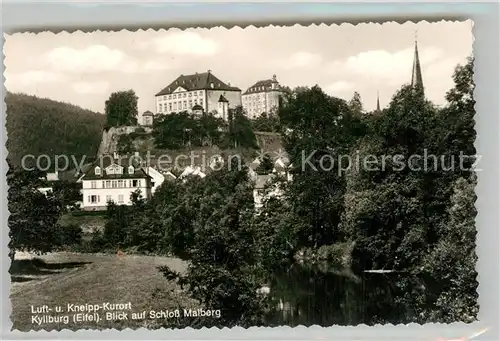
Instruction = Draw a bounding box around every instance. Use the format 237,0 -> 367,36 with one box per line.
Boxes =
411,33 -> 424,96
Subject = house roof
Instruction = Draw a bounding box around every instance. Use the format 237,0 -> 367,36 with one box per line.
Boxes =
56,163 -> 93,182
81,155 -> 152,180
180,165 -> 206,179
218,94 -> 229,103
273,157 -> 291,172
143,111 -> 154,116
155,71 -> 241,96
248,159 -> 260,170
243,75 -> 281,95
192,104 -> 204,110
163,171 -> 177,181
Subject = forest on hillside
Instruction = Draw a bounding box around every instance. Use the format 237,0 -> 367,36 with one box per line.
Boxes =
5,92 -> 105,168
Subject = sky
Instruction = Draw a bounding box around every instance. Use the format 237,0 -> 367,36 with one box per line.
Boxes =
4,20 -> 473,114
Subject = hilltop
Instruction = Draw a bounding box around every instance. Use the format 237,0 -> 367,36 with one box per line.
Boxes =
98,126 -> 284,170
5,92 -> 105,168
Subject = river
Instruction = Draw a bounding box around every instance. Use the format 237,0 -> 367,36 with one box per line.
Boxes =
265,263 -> 439,326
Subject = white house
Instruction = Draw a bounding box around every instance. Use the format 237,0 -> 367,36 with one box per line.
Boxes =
78,156 -> 153,211
179,166 -> 206,182
37,171 -> 60,196
162,170 -> 177,182
145,166 -> 165,195
253,174 -> 284,210
38,187 -> 54,196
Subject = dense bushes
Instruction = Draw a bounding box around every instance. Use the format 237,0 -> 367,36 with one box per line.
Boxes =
56,224 -> 83,247
152,108 -> 257,150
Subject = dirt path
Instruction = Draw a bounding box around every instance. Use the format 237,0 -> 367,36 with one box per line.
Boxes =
10,252 -> 198,331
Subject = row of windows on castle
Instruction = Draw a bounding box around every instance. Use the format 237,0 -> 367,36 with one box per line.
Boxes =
158,98 -> 204,113
159,90 -> 204,101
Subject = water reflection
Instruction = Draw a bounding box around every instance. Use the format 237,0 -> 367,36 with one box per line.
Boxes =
265,263 -> 436,326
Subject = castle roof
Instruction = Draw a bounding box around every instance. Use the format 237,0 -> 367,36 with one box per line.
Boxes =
243,75 -> 281,95
155,71 -> 241,96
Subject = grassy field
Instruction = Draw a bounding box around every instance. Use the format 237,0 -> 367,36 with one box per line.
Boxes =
10,252 -> 200,331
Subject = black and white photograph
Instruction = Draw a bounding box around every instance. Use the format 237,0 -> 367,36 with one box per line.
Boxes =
5,20 -> 478,331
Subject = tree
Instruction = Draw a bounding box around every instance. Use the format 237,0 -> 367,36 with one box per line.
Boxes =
196,113 -> 225,146
105,90 -> 139,127
226,106 -> 258,149
255,153 -> 274,175
278,85 -> 366,251
152,112 -> 193,149
421,175 -> 478,323
159,161 -> 267,327
348,91 -> 364,117
51,180 -> 82,211
435,56 -> 476,175
252,112 -> 280,132
117,134 -> 134,155
7,165 -> 62,262
341,85 -> 438,272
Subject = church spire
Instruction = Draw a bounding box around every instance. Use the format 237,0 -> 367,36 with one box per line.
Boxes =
376,91 -> 381,112
411,31 -> 424,95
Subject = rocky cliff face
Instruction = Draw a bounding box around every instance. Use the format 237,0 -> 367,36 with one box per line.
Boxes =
97,126 -> 153,156
95,127 -> 283,167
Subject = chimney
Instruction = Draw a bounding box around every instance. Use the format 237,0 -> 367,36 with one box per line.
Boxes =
208,69 -> 212,74
272,74 -> 277,81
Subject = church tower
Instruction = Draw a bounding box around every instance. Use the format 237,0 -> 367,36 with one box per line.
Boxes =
376,91 -> 381,113
411,34 -> 424,96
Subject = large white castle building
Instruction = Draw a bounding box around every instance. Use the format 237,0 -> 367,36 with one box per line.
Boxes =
241,75 -> 283,119
154,70 -> 242,121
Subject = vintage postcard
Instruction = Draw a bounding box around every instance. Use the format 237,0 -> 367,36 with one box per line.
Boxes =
5,20 -> 477,331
